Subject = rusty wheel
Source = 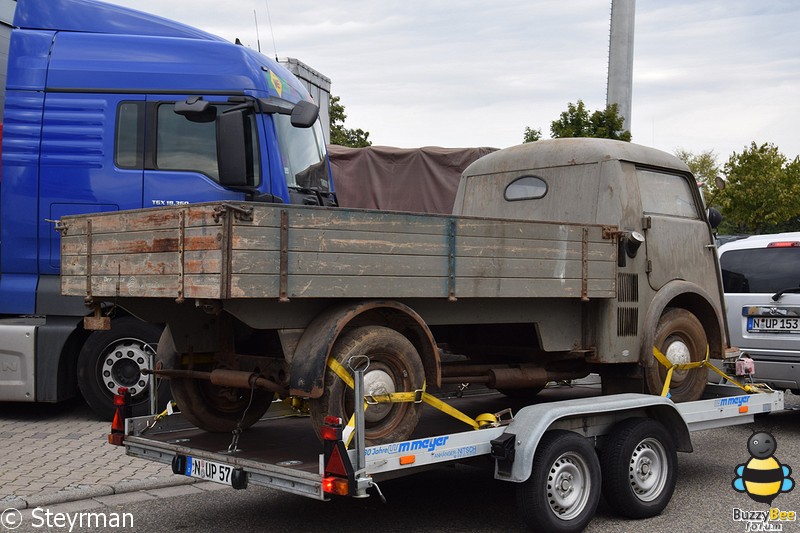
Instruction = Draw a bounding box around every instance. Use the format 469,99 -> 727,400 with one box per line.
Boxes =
310,326 -> 425,446
644,308 -> 707,402
157,328 -> 272,433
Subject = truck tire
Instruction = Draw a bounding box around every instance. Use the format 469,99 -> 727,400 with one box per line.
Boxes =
158,329 -> 272,433
516,430 -> 601,533
77,317 -> 169,420
310,326 -> 425,446
645,308 -> 707,402
600,418 -> 677,519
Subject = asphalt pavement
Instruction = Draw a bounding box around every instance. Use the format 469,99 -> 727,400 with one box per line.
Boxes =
1,388 -> 799,532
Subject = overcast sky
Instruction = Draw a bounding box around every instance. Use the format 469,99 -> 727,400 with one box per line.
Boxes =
108,0 -> 800,163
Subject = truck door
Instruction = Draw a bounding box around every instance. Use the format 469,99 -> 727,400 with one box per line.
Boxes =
142,97 -> 251,208
40,94 -> 146,273
637,168 -> 718,292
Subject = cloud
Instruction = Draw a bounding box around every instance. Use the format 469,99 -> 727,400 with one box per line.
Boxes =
107,0 -> 800,159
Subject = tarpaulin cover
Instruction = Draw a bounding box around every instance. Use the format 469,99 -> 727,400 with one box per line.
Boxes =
328,145 -> 497,214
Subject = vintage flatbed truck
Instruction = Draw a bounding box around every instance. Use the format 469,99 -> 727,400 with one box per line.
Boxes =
59,138 -> 727,446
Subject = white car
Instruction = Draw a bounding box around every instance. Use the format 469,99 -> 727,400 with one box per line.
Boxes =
718,232 -> 800,392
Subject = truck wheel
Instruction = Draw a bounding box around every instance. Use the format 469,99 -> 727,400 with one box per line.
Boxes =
77,317 -> 169,420
310,326 -> 425,446
516,430 -> 601,533
645,308 -> 707,402
600,418 -> 677,518
158,329 -> 272,433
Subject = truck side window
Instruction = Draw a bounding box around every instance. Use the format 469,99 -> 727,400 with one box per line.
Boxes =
505,176 -> 548,201
154,103 -> 260,184
637,169 -> 698,219
115,102 -> 144,169
273,115 -> 330,191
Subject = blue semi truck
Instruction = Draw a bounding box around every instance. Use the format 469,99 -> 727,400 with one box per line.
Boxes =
0,0 -> 334,418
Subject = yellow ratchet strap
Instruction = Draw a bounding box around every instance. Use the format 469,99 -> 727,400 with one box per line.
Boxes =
326,357 -> 484,448
652,345 -> 770,396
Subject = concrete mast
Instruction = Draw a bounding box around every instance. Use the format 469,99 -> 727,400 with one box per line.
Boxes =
607,0 -> 635,133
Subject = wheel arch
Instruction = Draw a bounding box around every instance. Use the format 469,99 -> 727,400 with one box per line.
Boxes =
640,280 -> 726,374
289,300 -> 440,398
497,394 -> 692,483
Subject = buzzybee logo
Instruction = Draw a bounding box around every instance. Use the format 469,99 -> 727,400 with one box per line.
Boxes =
733,431 -> 794,505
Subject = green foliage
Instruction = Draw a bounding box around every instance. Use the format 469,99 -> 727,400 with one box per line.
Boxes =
674,148 -> 720,187
711,142 -> 800,234
329,95 -> 371,147
522,126 -> 542,143
549,100 -> 631,141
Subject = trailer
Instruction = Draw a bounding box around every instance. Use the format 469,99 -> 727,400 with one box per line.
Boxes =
110,367 -> 784,533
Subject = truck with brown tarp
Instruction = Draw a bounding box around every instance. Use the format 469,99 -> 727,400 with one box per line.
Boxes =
60,137 -> 727,446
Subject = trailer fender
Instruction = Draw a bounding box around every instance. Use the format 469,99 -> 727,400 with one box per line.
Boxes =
289,300 -> 440,398
495,393 -> 691,483
640,280 -> 726,375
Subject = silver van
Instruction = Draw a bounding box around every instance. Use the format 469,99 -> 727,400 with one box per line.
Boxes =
718,232 -> 800,392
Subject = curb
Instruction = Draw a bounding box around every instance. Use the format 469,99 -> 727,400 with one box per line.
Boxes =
4,476 -> 198,510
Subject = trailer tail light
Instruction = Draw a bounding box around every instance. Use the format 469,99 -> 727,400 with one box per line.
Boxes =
108,387 -> 131,446
767,241 -> 800,248
321,416 -> 354,497
322,476 -> 349,496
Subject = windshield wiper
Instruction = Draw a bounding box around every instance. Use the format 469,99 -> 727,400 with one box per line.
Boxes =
771,286 -> 800,301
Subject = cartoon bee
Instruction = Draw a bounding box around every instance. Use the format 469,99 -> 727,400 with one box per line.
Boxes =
732,431 -> 794,505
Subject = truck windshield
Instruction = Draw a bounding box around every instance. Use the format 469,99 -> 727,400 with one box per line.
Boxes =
273,115 -> 330,192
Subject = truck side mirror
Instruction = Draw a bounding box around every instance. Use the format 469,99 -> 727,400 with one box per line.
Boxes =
291,100 -> 319,128
707,207 -> 723,229
174,96 -> 217,123
217,109 -> 254,187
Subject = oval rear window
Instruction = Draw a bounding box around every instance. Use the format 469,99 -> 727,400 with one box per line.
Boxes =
505,175 -> 548,201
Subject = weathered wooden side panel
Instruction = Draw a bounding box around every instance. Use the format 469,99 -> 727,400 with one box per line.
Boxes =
61,202 -> 618,301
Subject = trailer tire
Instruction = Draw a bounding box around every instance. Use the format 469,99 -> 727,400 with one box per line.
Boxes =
600,418 -> 677,518
310,326 -> 425,446
516,430 -> 601,533
158,329 -> 272,433
77,317 -> 169,420
645,308 -> 707,402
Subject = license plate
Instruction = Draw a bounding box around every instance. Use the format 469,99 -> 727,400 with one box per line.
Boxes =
185,456 -> 235,485
747,316 -> 800,333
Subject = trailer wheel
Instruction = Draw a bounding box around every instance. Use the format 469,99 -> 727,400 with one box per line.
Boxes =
645,308 -> 707,402
77,317 -> 169,420
310,326 -> 425,446
516,430 -> 601,533
158,329 -> 272,433
600,418 -> 677,518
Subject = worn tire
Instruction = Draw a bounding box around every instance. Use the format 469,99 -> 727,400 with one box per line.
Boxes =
644,308 -> 708,402
516,430 -> 601,533
600,418 -> 677,518
310,326 -> 425,446
158,328 -> 272,433
77,317 -> 169,420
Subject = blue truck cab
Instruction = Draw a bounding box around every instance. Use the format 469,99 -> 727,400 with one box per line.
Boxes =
0,0 -> 333,417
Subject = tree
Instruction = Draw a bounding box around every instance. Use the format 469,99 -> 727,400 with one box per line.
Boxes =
522,100 -> 631,143
522,126 -> 542,143
674,149 -> 719,188
329,95 -> 371,147
550,100 -> 631,141
711,142 -> 800,234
